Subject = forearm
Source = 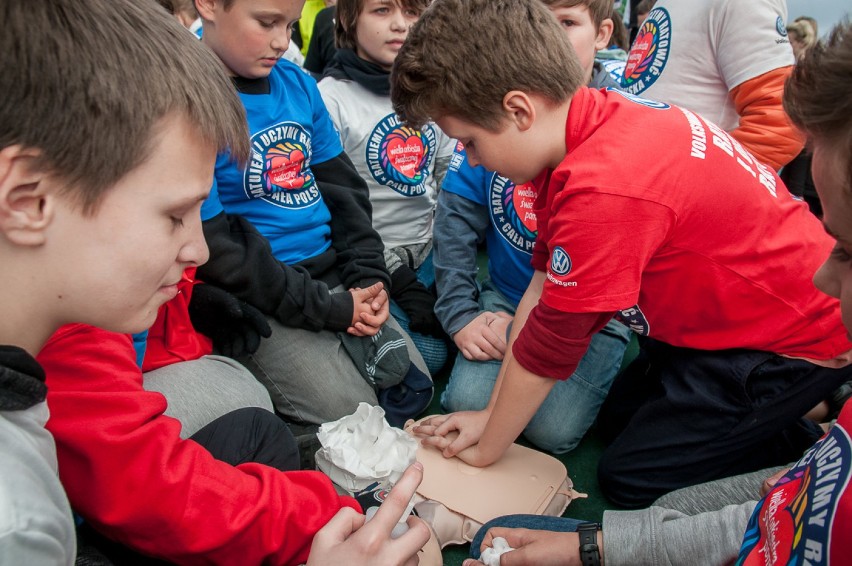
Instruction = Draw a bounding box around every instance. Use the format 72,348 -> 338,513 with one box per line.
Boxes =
602,502 -> 756,566
485,270 -> 545,409
477,355 -> 556,464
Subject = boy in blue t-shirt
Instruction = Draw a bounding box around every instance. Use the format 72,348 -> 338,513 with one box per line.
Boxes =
195,0 -> 430,425
433,0 -> 629,454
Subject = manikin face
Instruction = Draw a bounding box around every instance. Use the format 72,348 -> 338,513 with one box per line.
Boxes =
354,0 -> 421,70
812,141 -> 852,337
45,114 -> 213,334
199,0 -> 304,78
549,4 -> 613,82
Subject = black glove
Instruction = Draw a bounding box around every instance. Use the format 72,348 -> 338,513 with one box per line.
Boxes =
390,266 -> 444,338
188,283 -> 272,358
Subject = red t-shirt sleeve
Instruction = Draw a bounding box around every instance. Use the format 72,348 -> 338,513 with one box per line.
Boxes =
513,305 -> 615,379
39,324 -> 358,565
538,191 -> 674,314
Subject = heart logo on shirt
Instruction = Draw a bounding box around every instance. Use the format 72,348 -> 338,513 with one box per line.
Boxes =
624,26 -> 656,80
385,131 -> 425,181
266,145 -> 306,191
510,182 -> 538,232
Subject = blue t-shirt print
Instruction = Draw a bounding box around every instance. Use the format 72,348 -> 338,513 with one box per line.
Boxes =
210,60 -> 343,264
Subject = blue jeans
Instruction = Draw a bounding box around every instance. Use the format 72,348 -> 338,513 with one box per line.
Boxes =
390,252 -> 449,375
442,279 -> 631,454
470,514 -> 585,559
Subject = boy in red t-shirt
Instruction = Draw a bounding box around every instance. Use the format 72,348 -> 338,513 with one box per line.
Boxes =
392,0 -> 852,507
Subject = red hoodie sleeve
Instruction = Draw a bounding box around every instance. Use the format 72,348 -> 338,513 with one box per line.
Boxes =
39,324 -> 359,566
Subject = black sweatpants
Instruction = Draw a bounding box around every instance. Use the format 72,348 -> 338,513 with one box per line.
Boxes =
596,338 -> 851,508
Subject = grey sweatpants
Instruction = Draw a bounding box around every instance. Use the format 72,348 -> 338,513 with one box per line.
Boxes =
240,310 -> 429,425
143,355 -> 274,439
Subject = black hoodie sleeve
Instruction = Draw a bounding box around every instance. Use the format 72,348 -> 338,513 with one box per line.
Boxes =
311,151 -> 391,292
196,211 -> 354,332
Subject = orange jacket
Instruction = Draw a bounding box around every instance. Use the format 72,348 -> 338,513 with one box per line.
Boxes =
729,66 -> 805,170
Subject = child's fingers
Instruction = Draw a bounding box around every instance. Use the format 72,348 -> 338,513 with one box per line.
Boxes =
412,415 -> 450,435
366,463 -> 423,534
359,310 -> 385,328
353,320 -> 381,336
370,288 -> 389,311
433,415 -> 463,437
419,434 -> 453,451
388,516 -> 431,564
314,507 -> 366,546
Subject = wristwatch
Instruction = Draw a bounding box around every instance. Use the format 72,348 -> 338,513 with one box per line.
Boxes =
577,522 -> 602,566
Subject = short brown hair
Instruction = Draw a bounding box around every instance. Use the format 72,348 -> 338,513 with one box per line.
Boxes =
336,0 -> 432,51
785,22 -> 852,190
0,0 -> 248,214
540,0 -> 614,29
391,0 -> 585,129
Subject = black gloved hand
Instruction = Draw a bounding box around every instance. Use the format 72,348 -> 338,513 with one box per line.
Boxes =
390,265 -> 444,338
188,283 -> 272,358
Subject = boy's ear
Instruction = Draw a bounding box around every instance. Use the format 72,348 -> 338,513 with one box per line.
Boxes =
596,19 -> 615,51
502,91 -> 536,132
194,0 -> 218,22
0,146 -> 55,247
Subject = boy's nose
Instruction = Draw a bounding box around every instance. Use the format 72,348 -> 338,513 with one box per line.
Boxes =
390,11 -> 407,30
466,152 -> 480,168
270,28 -> 291,53
181,223 -> 210,267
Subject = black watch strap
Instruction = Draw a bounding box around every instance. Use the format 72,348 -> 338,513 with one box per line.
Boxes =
577,522 -> 601,566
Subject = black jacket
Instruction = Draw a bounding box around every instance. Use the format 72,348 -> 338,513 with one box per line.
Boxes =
197,152 -> 390,332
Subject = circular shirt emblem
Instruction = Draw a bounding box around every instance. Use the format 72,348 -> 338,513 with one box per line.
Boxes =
366,113 -> 437,197
550,246 -> 572,276
776,16 -> 787,37
488,175 -> 537,254
244,121 -> 320,210
622,7 -> 672,95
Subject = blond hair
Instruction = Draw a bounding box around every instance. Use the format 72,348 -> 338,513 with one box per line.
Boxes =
391,0 -> 584,129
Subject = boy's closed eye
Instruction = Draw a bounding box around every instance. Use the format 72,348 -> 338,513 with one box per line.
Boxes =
165,195 -> 207,230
